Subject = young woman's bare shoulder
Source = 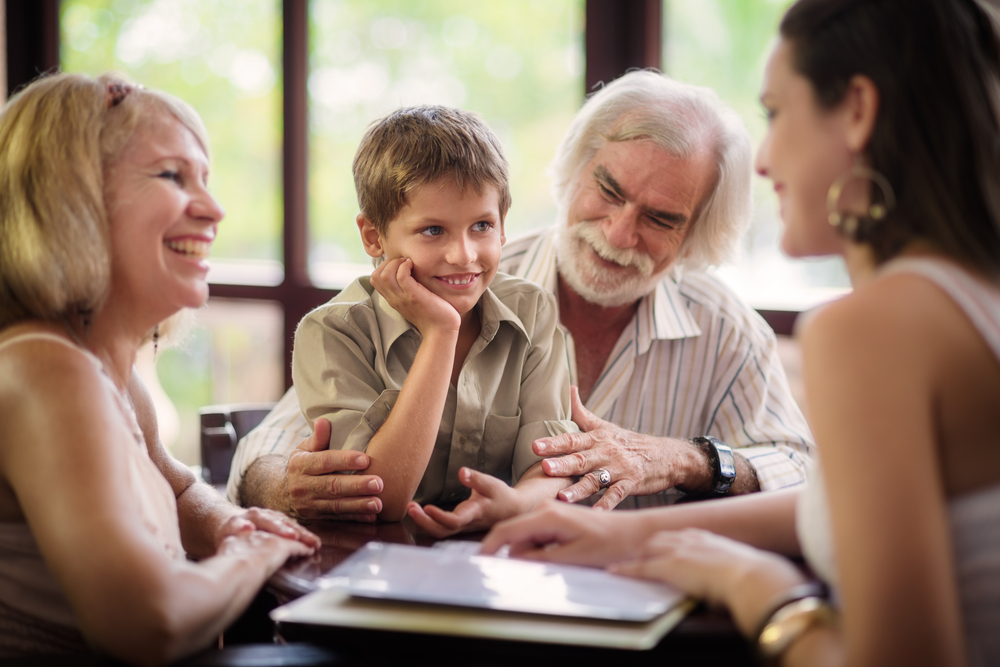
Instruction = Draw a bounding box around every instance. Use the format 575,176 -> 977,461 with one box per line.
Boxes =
800,270 -> 956,353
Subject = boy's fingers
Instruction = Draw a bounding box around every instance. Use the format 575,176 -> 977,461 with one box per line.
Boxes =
394,258 -> 415,285
421,503 -> 467,531
406,504 -> 454,538
459,467 -> 505,498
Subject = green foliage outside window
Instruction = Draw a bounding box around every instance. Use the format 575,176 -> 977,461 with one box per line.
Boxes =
307,0 -> 584,273
61,0 -> 282,262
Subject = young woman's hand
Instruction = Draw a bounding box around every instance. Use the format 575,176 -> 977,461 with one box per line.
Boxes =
479,500 -> 649,565
610,529 -> 809,636
371,257 -> 461,336
406,468 -> 521,538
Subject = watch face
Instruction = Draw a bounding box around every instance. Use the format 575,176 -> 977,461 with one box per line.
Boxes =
718,449 -> 736,480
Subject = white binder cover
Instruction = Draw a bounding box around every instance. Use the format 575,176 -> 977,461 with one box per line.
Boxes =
271,542 -> 693,649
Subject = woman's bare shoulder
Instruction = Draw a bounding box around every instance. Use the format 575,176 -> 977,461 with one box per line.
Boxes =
0,324 -> 105,399
0,324 -> 120,458
801,270 -> 962,350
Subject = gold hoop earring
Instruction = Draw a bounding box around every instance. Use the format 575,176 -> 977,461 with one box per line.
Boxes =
826,165 -> 896,241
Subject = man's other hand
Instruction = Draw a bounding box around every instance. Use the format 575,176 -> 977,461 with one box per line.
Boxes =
285,418 -> 385,521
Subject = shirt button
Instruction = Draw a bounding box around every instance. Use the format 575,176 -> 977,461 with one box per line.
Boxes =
459,435 -> 468,445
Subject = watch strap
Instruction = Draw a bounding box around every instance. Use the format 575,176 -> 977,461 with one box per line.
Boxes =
691,435 -> 736,494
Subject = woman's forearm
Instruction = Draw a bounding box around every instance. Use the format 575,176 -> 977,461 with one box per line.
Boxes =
634,486 -> 803,556
82,538 -> 294,667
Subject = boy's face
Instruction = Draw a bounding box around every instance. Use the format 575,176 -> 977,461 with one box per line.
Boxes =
360,177 -> 506,317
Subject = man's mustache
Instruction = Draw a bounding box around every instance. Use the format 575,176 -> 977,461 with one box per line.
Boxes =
570,222 -> 655,276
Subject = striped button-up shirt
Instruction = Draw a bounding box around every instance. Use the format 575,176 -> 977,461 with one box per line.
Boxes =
227,227 -> 813,505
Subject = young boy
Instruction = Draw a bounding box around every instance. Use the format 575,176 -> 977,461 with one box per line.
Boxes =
292,106 -> 578,535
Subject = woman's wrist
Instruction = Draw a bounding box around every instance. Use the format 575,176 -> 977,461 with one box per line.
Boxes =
728,557 -> 812,636
753,582 -> 837,664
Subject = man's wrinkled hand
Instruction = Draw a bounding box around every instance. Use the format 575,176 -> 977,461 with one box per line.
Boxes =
285,418 -> 385,522
532,386 -> 679,508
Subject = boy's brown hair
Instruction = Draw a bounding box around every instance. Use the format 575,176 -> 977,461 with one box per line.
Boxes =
352,105 -> 511,235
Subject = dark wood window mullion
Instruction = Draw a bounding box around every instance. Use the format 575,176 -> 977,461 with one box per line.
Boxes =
584,0 -> 662,94
4,0 -> 59,98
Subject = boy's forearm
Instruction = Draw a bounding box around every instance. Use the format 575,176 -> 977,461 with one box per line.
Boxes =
510,462 -> 573,515
364,330 -> 457,520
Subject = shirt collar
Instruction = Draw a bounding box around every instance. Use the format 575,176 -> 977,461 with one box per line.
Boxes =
479,282 -> 530,342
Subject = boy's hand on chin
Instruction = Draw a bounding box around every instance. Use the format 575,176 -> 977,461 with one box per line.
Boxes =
371,257 -> 461,335
406,468 -> 520,539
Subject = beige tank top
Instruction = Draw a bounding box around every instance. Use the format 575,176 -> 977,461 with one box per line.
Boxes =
0,331 -> 184,656
796,257 -> 1000,666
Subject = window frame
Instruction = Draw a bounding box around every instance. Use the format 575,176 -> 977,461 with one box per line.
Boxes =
4,0 -> 795,391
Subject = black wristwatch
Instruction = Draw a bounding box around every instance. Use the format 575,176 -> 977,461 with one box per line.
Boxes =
691,436 -> 736,495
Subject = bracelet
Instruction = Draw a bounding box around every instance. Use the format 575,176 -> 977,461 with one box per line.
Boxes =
754,583 -> 836,662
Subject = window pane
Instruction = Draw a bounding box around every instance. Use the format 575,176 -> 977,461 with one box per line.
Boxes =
136,299 -> 284,466
60,0 -> 283,264
307,0 -> 585,286
664,0 -> 849,310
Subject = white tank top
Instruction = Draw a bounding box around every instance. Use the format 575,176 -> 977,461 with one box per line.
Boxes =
796,257 -> 1000,666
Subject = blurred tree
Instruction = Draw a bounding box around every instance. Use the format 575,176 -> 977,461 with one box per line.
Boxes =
307,0 -> 584,272
61,0 -> 282,262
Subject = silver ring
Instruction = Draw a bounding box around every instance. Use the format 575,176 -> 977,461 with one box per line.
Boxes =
595,468 -> 611,489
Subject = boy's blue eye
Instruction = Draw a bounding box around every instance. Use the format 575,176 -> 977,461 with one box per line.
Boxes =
420,226 -> 444,237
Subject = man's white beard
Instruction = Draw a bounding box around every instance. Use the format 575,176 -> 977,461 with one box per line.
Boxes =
555,219 -> 668,308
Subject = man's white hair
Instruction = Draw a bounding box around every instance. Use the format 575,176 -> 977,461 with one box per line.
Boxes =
550,70 -> 753,270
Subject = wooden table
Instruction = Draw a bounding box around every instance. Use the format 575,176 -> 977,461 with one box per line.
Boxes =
268,518 -> 758,666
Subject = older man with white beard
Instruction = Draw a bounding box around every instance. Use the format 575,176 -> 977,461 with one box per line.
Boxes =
227,71 -> 813,519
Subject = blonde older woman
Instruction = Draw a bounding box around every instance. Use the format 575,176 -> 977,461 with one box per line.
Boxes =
0,74 -> 317,665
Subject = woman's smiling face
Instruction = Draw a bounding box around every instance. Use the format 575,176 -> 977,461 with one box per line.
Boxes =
104,110 -> 224,319
754,39 -> 853,259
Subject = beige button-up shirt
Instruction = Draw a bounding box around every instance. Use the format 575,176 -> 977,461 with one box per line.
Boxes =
291,272 -> 579,506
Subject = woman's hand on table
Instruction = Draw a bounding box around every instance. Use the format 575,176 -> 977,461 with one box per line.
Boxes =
406,468 -> 520,538
609,529 -> 810,637
479,500 -> 647,567
217,528 -> 317,573
215,506 -> 321,551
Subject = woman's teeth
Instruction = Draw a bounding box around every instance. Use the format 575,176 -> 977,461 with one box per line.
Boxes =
164,239 -> 210,259
443,275 -> 475,285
